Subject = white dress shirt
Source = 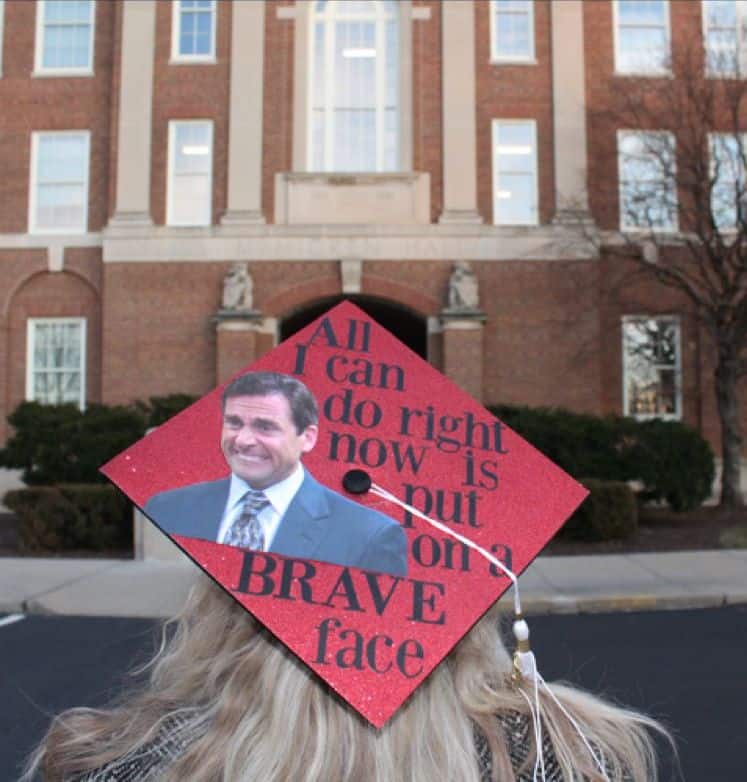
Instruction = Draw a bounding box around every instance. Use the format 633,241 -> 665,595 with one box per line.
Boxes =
216,464 -> 306,548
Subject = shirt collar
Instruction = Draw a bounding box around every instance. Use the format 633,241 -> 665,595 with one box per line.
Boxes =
227,463 -> 305,516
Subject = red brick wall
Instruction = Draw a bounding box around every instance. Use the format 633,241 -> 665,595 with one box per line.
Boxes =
150,0 -> 231,226
0,0 -> 115,233
475,0 -> 555,224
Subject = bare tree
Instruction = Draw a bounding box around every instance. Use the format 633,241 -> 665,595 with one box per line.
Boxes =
588,42 -> 747,508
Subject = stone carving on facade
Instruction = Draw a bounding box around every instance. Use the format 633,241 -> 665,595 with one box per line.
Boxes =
446,261 -> 479,312
222,262 -> 254,311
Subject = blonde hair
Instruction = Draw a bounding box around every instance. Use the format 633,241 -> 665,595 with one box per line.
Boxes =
25,574 -> 668,781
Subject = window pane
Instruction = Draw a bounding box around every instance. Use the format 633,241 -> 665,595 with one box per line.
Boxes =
710,133 -> 745,228
312,0 -> 399,172
493,0 -> 532,59
169,122 -> 212,225
41,0 -> 92,70
618,27 -> 668,72
623,318 -> 681,418
494,121 -> 537,225
30,320 -> 84,407
618,132 -> 677,230
616,0 -> 668,74
178,0 -> 214,57
33,134 -> 88,232
706,0 -> 736,27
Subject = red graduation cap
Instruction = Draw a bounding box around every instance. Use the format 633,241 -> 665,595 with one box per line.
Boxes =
102,301 -> 587,727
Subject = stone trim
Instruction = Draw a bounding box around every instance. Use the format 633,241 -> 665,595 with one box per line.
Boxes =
111,0 -> 156,224
551,0 -> 590,216
439,0 -> 480,223
101,224 -> 598,263
222,0 -> 266,224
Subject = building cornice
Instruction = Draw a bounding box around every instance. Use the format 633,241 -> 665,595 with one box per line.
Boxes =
100,224 -> 598,263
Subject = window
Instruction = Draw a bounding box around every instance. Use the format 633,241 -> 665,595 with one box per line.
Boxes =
167,120 -> 213,226
622,316 -> 681,419
29,131 -> 90,234
617,130 -> 677,231
26,318 -> 86,408
709,132 -> 747,229
490,0 -> 534,62
172,0 -> 216,62
35,0 -> 95,75
703,0 -> 746,76
310,0 -> 399,172
614,0 -> 670,75
492,120 -> 538,225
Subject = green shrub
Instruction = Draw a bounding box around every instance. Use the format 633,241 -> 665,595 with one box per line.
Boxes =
489,404 -> 714,512
0,396 -> 197,486
562,479 -> 638,541
622,419 -> 715,512
0,402 -> 146,485
4,484 -> 132,553
491,405 -> 630,481
137,394 -> 198,428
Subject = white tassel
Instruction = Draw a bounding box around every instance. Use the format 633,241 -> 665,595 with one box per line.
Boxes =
368,481 -> 612,782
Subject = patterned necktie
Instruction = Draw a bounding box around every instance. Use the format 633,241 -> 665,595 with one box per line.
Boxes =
224,490 -> 270,551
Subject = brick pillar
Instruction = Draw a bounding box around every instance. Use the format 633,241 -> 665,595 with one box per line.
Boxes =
440,313 -> 486,400
215,313 -> 265,384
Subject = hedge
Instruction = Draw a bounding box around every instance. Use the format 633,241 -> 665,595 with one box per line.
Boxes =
4,484 -> 132,553
0,395 -> 197,485
490,405 -> 714,512
562,479 -> 638,541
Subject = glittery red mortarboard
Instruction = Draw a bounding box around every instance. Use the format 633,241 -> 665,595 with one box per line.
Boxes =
102,301 -> 587,727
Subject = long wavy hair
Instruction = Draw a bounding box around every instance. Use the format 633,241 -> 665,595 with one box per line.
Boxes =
24,574 -> 668,781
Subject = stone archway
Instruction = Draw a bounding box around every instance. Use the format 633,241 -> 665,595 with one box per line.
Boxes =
279,295 -> 427,358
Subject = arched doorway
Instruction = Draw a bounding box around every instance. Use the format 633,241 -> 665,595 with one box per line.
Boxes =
279,295 -> 427,358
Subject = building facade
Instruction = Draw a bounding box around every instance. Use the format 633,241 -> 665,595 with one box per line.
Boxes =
0,0 -> 745,472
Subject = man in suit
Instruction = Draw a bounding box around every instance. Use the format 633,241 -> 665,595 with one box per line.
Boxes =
145,371 -> 408,577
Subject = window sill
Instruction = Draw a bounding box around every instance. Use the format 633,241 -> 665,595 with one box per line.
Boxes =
31,68 -> 94,78
168,56 -> 217,66
28,226 -> 88,236
613,69 -> 673,79
490,57 -> 537,66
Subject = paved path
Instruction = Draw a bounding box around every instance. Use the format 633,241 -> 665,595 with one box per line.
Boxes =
2,549 -> 746,618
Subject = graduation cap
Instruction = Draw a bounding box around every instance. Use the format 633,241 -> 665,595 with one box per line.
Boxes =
102,301 -> 587,728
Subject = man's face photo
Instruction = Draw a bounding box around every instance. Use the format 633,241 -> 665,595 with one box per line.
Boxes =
220,393 -> 318,490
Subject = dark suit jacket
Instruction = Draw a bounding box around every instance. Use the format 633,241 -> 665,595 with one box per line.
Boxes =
144,471 -> 408,577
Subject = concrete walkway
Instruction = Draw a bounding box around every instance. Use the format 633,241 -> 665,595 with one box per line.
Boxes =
1,549 -> 746,619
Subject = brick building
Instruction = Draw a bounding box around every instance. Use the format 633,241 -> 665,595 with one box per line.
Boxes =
0,0 -> 745,478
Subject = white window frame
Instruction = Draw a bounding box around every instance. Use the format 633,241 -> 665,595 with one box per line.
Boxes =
613,0 -> 671,76
617,129 -> 678,233
622,315 -> 682,420
34,0 -> 96,77
489,0 -> 535,64
26,317 -> 87,410
171,0 -> 217,63
308,0 -> 400,173
166,119 -> 214,227
492,119 -> 538,226
702,0 -> 747,77
29,130 -> 91,235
